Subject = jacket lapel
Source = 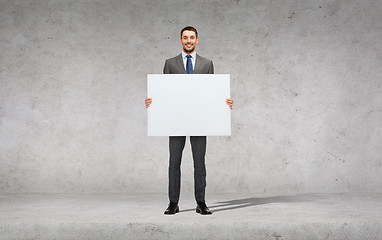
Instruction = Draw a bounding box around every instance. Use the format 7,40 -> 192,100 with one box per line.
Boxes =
193,54 -> 202,74
175,54 -> 186,73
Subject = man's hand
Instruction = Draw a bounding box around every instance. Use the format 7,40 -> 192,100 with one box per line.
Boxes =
145,98 -> 152,108
226,98 -> 234,110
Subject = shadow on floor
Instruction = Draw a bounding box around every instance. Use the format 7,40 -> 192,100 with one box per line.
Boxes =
179,193 -> 329,213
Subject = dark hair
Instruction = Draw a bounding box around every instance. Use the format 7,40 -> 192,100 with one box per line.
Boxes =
180,26 -> 198,38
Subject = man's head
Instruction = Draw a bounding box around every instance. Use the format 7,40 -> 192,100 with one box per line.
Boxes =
180,26 -> 198,54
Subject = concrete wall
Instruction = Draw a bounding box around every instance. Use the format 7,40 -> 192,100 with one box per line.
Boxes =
0,0 -> 381,194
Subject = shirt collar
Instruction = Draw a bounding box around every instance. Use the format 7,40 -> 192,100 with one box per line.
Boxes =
182,51 -> 196,59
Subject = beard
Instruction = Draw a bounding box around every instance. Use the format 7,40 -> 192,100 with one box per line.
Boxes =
183,45 -> 195,54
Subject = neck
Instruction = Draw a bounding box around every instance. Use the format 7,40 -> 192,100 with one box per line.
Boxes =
183,50 -> 195,55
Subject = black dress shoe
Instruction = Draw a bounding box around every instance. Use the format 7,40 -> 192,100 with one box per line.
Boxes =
164,202 -> 179,215
196,201 -> 212,215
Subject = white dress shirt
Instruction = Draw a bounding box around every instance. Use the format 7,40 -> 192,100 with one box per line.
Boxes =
182,51 -> 196,71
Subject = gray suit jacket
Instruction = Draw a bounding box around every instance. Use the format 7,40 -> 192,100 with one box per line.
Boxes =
163,53 -> 214,74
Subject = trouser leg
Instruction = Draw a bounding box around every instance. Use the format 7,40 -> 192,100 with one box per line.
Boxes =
190,136 -> 207,203
168,136 -> 186,203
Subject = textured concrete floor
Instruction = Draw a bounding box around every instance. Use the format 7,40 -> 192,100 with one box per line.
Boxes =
0,192 -> 381,240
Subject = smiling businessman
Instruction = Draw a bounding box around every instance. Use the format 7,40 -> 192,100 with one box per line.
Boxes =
145,26 -> 234,215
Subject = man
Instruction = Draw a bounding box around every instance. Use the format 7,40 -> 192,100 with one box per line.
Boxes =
145,26 -> 234,215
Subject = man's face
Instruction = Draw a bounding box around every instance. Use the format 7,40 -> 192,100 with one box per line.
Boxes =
180,30 -> 198,54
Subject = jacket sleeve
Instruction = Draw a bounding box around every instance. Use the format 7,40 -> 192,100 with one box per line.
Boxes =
163,59 -> 169,74
209,61 -> 214,74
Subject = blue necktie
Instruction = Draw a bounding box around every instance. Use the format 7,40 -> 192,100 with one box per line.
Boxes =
186,55 -> 193,74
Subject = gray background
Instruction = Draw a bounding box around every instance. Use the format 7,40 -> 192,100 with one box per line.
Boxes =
0,0 -> 381,194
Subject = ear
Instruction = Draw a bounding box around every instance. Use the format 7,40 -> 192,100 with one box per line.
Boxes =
195,38 -> 198,44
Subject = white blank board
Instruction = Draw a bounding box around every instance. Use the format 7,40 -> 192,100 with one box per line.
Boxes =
147,74 -> 231,136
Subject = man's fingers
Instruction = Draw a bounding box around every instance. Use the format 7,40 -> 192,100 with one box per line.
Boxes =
225,99 -> 233,110
145,98 -> 152,108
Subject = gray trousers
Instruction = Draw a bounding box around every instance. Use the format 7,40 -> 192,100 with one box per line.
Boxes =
168,136 -> 207,203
